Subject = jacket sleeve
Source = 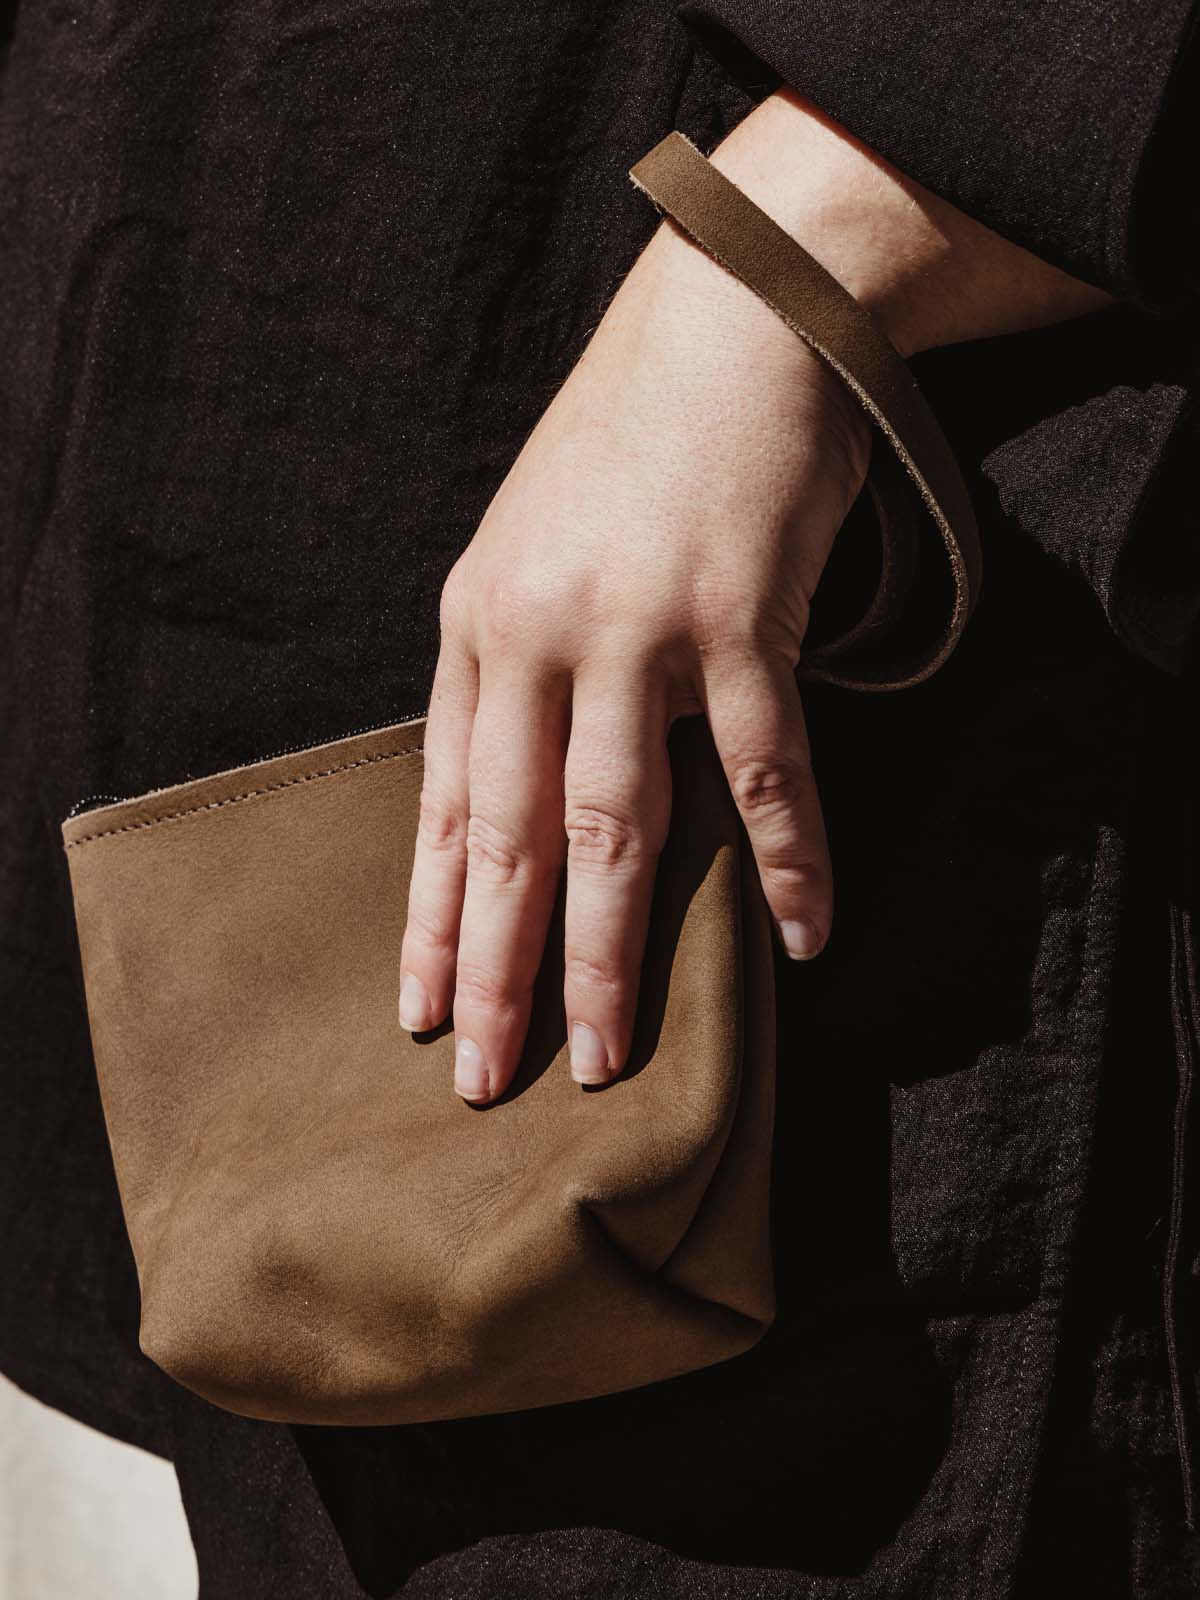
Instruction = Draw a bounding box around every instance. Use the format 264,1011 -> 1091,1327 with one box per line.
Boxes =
678,0 -> 1200,312
676,0 -> 1200,673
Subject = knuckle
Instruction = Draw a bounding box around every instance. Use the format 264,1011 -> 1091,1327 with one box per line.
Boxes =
563,951 -> 625,997
727,756 -> 812,817
465,813 -> 531,885
417,787 -> 466,854
696,615 -> 794,665
453,959 -> 526,1015
403,900 -> 457,958
564,803 -> 644,870
476,568 -> 547,648
759,858 -> 826,895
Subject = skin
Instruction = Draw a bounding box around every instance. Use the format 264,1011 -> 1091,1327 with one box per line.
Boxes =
398,87 -> 1112,1103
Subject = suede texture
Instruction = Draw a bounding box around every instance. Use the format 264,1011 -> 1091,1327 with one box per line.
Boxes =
61,714 -> 776,1425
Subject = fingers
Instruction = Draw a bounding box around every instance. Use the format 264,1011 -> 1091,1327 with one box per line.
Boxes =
404,642 -> 672,1103
449,670 -> 570,1103
561,674 -> 672,1086
703,656 -> 832,960
404,625 -> 829,1112
399,639 -> 478,1032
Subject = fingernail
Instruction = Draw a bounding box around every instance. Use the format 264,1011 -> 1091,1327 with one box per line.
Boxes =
398,973 -> 432,1032
779,919 -> 822,960
570,1021 -> 610,1085
455,1037 -> 490,1102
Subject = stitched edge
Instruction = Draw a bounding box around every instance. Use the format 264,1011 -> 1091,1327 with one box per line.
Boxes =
64,744 -> 424,850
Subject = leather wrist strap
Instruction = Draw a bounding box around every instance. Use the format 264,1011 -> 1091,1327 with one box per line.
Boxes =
629,130 -> 983,691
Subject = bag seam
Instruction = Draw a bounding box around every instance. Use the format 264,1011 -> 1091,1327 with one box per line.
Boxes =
64,744 -> 423,850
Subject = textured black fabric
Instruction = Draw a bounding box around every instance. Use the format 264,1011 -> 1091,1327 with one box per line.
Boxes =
2,2 -> 1200,1597
915,311 -> 1200,675
679,0 -> 1200,310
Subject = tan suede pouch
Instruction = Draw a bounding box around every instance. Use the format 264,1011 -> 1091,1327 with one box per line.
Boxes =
62,714 -> 777,1425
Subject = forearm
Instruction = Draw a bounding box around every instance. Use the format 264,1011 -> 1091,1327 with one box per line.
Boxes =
699,87 -> 1114,358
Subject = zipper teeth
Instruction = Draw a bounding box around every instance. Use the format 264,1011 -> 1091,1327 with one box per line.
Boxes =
230,709 -> 428,769
64,706 -> 429,820
65,795 -> 125,819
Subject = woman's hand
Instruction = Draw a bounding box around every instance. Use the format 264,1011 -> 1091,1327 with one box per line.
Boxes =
400,224 -> 869,1102
399,89 -> 1112,1104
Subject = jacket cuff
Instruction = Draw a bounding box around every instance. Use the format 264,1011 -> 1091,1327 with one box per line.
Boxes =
678,0 -> 1200,312
986,382 -> 1197,674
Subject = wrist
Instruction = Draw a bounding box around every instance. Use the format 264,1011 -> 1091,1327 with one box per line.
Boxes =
619,196 -> 874,505
706,89 -> 1112,357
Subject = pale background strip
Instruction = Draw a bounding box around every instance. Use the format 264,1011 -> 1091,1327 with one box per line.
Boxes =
0,1376 -> 196,1600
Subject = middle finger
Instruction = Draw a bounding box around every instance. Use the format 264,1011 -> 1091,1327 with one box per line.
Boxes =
451,668 -> 570,1104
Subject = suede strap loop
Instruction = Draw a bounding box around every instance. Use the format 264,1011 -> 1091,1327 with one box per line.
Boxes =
630,130 -> 983,691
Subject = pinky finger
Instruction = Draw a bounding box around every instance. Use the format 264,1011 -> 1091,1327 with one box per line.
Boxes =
702,656 -> 833,961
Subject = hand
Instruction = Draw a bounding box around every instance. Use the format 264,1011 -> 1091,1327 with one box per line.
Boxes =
399,221 -> 868,1102
399,89 -> 1112,1105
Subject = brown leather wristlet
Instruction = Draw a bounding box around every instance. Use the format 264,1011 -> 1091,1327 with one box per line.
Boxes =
629,130 -> 983,691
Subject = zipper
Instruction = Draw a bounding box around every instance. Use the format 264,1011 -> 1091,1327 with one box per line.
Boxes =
64,705 -> 430,820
